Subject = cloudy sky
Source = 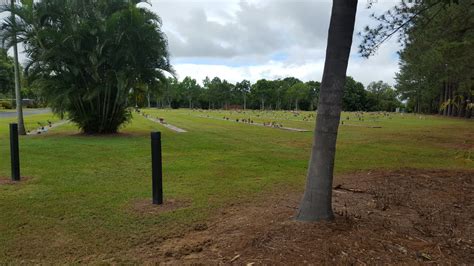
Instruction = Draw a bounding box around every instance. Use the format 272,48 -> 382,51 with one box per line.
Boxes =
5,0 -> 402,86
143,0 -> 402,86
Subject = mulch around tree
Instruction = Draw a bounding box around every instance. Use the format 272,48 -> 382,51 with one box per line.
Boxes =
128,168 -> 473,264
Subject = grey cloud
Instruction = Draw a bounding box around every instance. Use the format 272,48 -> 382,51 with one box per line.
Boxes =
152,0 -> 332,60
148,0 -> 402,85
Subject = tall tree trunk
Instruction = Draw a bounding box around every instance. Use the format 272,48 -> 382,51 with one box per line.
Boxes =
416,90 -> 421,114
466,95 -> 472,119
453,97 -> 459,117
447,83 -> 452,116
417,96 -> 420,113
11,0 -> 26,135
443,81 -> 448,116
458,96 -> 465,118
243,94 -> 246,110
438,85 -> 443,115
451,84 -> 457,116
297,0 -> 358,221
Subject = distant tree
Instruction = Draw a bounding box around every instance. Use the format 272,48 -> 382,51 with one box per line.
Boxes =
252,79 -> 273,110
208,77 -> 222,109
367,81 -> 391,101
271,79 -> 285,110
159,77 -> 178,108
155,74 -> 393,112
235,80 -> 251,110
1,0 -> 174,133
306,81 -> 321,110
279,77 -> 301,109
342,76 -> 367,111
367,81 -> 401,111
220,80 -> 234,109
201,76 -> 212,109
297,0 -> 358,221
0,48 -> 14,96
288,82 -> 310,111
282,77 -> 302,87
181,76 -> 201,108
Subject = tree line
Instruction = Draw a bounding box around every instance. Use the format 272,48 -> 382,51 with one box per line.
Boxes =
361,0 -> 473,118
149,76 -> 402,112
2,45 -> 402,113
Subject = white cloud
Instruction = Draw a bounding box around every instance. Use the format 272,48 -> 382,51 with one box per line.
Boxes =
174,60 -> 326,84
3,0 -> 403,87
148,0 -> 402,86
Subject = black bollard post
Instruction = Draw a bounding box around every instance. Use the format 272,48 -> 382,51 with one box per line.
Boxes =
10,123 -> 20,181
151,132 -> 163,205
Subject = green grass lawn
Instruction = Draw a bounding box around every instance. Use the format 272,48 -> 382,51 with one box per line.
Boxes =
0,109 -> 472,263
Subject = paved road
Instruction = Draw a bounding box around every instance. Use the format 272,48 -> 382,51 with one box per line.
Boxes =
0,108 -> 51,118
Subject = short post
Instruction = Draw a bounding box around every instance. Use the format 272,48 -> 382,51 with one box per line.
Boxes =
10,123 -> 20,181
151,132 -> 163,204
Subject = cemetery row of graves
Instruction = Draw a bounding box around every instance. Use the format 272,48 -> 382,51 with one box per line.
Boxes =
0,108 -> 472,263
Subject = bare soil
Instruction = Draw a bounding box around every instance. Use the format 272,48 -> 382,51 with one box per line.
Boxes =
0,176 -> 32,185
132,169 -> 473,264
128,199 -> 190,216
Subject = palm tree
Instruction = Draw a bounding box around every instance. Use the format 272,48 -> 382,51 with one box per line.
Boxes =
2,0 -> 174,133
1,0 -> 26,134
297,0 -> 358,221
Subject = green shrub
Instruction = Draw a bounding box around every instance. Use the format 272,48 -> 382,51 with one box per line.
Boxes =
0,100 -> 13,109
6,1 -> 173,133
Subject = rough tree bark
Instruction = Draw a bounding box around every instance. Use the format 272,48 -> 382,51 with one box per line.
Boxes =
11,0 -> 26,135
297,0 -> 358,221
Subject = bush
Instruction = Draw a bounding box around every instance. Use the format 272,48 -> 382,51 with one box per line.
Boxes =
0,100 -> 13,109
8,1 -> 173,133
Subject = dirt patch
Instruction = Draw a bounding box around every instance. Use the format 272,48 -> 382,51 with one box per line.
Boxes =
0,176 -> 33,185
0,178 -> 18,185
131,169 -> 473,264
128,198 -> 190,216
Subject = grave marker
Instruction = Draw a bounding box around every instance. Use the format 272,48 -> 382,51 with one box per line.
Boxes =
9,123 -> 20,181
151,132 -> 163,205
